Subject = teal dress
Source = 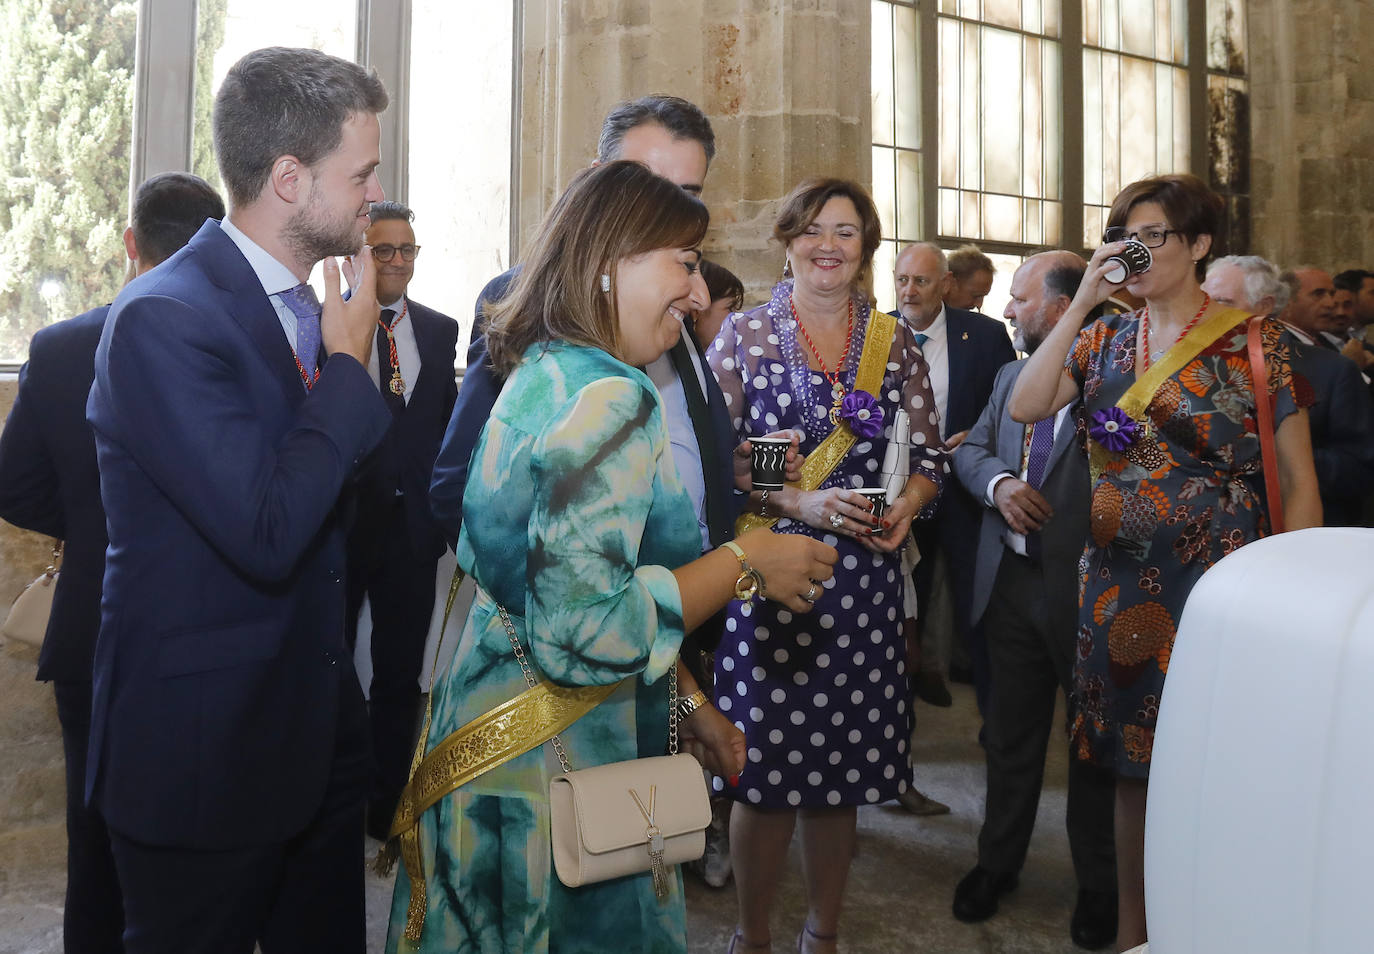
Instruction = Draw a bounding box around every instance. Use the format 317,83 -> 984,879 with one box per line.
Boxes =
386,343 -> 701,953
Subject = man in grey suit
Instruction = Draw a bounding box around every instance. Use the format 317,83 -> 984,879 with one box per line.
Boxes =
951,251 -> 1117,949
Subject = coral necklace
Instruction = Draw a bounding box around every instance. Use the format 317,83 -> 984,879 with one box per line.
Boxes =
791,296 -> 854,418
1140,292 -> 1210,369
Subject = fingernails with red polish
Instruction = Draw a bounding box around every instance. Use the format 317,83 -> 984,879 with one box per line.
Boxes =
728,775 -> 741,787
882,519 -> 892,528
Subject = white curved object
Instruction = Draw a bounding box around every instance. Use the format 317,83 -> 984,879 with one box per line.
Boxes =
1146,527 -> 1374,952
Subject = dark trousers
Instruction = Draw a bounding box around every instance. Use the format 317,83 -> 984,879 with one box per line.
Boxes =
913,516 -> 990,715
977,551 -> 1116,890
345,499 -> 438,837
108,675 -> 369,954
54,680 -> 125,953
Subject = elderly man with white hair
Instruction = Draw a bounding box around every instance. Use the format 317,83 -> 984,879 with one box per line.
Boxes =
1205,255 -> 1374,525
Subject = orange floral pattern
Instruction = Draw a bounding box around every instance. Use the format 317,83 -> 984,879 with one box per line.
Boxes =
1065,311 -> 1306,778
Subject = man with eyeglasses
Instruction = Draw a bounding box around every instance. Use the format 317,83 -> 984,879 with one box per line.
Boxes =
348,199 -> 459,841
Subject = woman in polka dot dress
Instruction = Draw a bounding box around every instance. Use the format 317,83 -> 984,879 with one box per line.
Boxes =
706,178 -> 948,954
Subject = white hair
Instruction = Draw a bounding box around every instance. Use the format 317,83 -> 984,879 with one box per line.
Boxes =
1208,255 -> 1290,316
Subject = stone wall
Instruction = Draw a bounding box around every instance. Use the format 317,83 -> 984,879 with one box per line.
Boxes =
1248,0 -> 1374,270
0,381 -> 68,902
516,0 -> 870,305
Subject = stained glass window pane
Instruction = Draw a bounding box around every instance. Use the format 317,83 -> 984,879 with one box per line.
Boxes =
1042,0 -> 1062,37
982,28 -> 1022,195
894,4 -> 921,149
875,241 -> 899,310
1208,0 -> 1246,73
872,146 -> 898,241
939,18 -> 960,186
940,188 -> 960,235
897,150 -> 923,239
1084,0 -> 1101,47
984,0 -> 1022,31
984,193 -> 1022,242
1120,0 -> 1154,58
1043,199 -> 1063,245
872,3 -> 895,147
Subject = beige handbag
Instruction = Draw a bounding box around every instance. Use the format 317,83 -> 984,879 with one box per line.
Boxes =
1,541 -> 61,648
495,603 -> 712,900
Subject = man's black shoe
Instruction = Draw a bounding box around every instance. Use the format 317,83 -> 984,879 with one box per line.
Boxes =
1070,888 -> 1118,949
912,670 -> 954,707
951,865 -> 1018,922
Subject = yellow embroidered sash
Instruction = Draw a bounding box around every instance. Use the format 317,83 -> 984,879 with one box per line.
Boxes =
1087,306 -> 1252,485
735,308 -> 898,535
389,576 -> 621,942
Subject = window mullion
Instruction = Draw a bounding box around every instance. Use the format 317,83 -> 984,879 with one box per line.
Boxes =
1062,0 -> 1084,253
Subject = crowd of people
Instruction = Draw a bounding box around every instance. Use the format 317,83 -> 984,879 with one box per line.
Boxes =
1,42 -> 1372,954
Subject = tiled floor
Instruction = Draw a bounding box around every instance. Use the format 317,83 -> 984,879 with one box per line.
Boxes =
1,682 -> 1096,953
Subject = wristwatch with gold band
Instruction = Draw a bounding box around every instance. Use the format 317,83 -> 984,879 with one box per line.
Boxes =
676,689 -> 708,720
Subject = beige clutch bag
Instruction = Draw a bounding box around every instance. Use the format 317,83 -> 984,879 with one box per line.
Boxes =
2,543 -> 61,648
549,752 -> 711,896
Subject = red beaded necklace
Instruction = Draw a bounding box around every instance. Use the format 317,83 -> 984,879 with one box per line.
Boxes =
293,353 -> 320,390
790,295 -> 854,411
1140,292 -> 1211,370
377,299 -> 409,396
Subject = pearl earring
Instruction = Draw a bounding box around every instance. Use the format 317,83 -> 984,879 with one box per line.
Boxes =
600,274 -> 611,293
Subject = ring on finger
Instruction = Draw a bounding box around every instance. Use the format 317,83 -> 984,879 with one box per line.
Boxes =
829,512 -> 844,529
804,581 -> 819,602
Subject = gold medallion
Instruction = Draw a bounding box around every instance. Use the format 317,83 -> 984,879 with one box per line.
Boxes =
389,372 -> 406,396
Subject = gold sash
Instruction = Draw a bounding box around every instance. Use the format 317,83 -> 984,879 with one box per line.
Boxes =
388,578 -> 621,942
735,308 -> 898,535
1087,306 -> 1252,485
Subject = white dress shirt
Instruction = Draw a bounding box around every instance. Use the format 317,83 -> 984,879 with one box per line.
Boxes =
646,336 -> 710,552
916,305 -> 950,439
220,217 -> 303,352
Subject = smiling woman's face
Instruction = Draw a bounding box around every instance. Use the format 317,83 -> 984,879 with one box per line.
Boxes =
613,247 -> 707,366
787,196 -> 864,296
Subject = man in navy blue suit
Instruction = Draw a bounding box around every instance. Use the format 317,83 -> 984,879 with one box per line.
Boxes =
345,199 -> 458,841
84,48 -> 393,952
0,171 -> 224,954
892,242 -> 1016,811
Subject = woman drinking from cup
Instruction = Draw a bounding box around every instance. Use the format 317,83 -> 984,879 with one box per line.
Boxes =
386,161 -> 836,954
707,178 -> 947,954
1009,173 -> 1320,950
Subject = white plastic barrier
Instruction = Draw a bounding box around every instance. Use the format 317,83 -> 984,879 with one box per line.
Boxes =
1145,527 -> 1374,953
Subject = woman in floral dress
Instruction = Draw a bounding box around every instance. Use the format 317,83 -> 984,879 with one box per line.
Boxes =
707,178 -> 947,954
1010,173 -> 1321,949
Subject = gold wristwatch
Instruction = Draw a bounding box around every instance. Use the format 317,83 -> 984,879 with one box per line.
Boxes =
676,689 -> 708,720
721,540 -> 766,601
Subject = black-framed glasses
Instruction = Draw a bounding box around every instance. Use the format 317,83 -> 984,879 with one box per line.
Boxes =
1102,227 -> 1181,249
372,243 -> 421,263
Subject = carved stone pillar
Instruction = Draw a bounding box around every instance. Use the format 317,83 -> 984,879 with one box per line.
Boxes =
516,0 -> 871,301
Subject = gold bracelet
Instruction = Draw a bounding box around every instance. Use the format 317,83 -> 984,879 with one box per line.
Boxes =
721,540 -> 766,601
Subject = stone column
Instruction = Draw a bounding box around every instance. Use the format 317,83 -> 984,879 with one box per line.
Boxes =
1248,0 -> 1374,270
516,0 -> 871,301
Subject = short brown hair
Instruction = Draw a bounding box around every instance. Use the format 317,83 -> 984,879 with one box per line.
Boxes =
774,178 -> 883,297
486,161 -> 709,376
948,243 -> 994,281
1106,173 -> 1223,281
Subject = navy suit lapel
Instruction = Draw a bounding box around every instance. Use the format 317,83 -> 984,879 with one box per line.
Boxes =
945,312 -> 969,431
191,222 -> 305,407
405,300 -> 438,402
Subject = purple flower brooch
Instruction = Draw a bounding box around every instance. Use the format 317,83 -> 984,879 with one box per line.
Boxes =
837,390 -> 885,439
1089,407 -> 1139,453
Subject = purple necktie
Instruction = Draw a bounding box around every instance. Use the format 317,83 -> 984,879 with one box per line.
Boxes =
1025,415 -> 1054,489
277,283 -> 322,388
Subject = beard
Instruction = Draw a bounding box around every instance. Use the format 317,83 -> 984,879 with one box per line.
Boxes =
282,181 -> 364,267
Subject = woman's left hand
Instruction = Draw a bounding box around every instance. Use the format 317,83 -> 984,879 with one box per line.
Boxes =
679,702 -> 746,779
859,491 -> 917,554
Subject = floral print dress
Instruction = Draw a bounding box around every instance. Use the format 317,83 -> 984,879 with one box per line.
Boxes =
1065,311 -> 1305,778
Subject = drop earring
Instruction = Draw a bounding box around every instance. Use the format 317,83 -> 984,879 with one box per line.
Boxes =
782,258 -> 793,280
600,274 -> 611,292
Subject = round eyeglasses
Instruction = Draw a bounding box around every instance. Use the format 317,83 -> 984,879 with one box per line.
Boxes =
1102,227 -> 1181,249
372,244 -> 421,263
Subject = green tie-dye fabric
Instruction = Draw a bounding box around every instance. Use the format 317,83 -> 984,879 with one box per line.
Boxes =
387,343 -> 701,953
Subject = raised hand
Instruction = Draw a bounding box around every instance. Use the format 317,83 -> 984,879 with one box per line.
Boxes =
320,245 -> 378,366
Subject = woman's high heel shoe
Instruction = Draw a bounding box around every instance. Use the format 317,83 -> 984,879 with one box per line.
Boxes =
796,922 -> 838,954
728,928 -> 773,954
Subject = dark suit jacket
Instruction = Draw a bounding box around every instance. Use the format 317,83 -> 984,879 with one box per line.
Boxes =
85,220 -> 391,849
351,297 -> 458,562
431,266 -> 735,550
0,306 -> 110,683
900,305 -> 1017,628
1284,334 -> 1374,526
953,360 -> 1089,638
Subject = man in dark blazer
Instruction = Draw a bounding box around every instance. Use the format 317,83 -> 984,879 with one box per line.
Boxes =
83,48 -> 392,951
345,199 -> 458,840
893,242 -> 1016,724
0,171 -> 224,954
1205,256 -> 1374,527
951,251 -> 1117,949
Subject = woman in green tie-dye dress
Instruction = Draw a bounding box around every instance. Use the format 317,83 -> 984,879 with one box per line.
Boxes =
387,162 -> 836,954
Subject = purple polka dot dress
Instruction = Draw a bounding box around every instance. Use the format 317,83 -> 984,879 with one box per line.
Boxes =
705,281 -> 948,809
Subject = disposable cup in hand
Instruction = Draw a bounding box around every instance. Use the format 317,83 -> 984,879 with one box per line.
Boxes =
750,437 -> 791,491
1102,240 -> 1152,284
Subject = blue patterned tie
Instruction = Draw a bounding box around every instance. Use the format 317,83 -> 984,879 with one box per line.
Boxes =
913,332 -> 929,348
1025,416 -> 1054,489
277,282 -> 322,388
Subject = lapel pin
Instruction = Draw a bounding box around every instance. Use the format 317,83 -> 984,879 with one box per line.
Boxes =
961,331 -> 969,340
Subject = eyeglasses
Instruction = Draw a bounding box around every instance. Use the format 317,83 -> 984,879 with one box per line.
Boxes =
372,244 -> 421,263
1102,227 -> 1181,249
